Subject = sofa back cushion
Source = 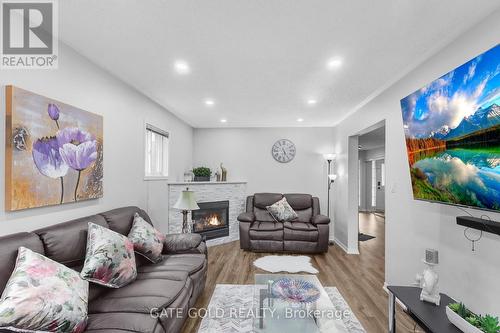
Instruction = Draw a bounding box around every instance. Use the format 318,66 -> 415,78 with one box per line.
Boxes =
0,232 -> 44,291
100,206 -> 152,236
34,214 -> 108,269
252,193 -> 283,222
284,194 -> 313,222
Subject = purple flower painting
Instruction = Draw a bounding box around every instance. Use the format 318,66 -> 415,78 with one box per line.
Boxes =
32,137 -> 69,179
5,86 -> 103,211
57,128 -> 98,171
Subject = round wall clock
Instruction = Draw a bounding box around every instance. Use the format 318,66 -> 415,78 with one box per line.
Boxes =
271,139 -> 296,163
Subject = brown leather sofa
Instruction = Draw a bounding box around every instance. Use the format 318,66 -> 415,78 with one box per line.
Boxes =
238,193 -> 330,253
0,206 -> 207,333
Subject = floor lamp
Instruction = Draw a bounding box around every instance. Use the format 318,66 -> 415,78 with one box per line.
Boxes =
323,154 -> 337,217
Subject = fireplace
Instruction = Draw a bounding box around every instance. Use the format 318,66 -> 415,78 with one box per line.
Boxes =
192,201 -> 229,240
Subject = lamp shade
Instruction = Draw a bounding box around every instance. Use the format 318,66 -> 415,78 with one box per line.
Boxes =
173,188 -> 200,211
323,153 -> 336,161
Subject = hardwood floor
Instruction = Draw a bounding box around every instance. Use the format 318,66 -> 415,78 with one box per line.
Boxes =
181,213 -> 420,333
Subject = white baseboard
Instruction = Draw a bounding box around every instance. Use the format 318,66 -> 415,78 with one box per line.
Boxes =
332,238 -> 349,253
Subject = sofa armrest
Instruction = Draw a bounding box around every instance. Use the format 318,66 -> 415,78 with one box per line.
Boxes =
237,212 -> 255,223
163,233 -> 206,255
312,214 -> 330,225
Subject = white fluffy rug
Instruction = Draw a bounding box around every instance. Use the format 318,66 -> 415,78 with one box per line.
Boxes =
253,255 -> 319,274
198,284 -> 366,333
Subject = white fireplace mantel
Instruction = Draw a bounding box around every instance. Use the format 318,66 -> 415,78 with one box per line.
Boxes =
167,181 -> 247,246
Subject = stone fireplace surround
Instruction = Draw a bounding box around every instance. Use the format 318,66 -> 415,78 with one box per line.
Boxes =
167,181 -> 247,246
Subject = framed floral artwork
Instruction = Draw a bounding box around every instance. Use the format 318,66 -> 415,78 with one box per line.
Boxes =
5,86 -> 103,211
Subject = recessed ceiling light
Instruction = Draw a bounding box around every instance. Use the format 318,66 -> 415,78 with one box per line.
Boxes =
174,60 -> 190,74
220,118 -> 227,123
205,99 -> 215,106
326,57 -> 343,70
307,99 -> 317,105
297,118 -> 304,122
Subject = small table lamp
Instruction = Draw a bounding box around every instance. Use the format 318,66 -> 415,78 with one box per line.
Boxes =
173,187 -> 200,233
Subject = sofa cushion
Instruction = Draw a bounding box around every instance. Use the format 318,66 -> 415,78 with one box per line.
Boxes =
99,206 -> 152,236
81,223 -> 137,288
254,207 -> 276,222
253,193 -> 283,209
128,213 -> 165,263
283,222 -> 319,242
34,214 -> 108,268
86,313 -> 162,333
250,221 -> 284,231
89,271 -> 189,314
0,247 -> 88,333
249,222 -> 284,241
295,207 -> 313,223
138,254 -> 206,276
284,194 -> 313,210
0,232 -> 44,291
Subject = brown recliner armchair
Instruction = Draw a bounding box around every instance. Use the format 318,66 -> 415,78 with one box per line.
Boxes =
238,193 -> 330,253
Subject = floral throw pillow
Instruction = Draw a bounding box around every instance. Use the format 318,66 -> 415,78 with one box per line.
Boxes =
0,247 -> 88,333
128,213 -> 166,263
266,197 -> 298,222
80,223 -> 137,288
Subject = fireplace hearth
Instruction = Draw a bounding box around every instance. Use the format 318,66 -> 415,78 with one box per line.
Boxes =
192,201 -> 229,240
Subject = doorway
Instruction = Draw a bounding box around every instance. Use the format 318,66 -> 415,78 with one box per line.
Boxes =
357,125 -> 385,246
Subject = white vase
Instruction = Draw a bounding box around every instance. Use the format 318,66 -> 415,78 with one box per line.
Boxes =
446,306 -> 483,333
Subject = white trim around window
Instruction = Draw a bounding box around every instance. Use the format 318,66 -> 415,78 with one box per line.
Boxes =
144,123 -> 169,180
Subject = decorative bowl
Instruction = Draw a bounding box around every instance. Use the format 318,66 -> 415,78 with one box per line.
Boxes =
271,277 -> 321,304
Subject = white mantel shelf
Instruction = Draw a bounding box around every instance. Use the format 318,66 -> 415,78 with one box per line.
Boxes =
167,181 -> 247,185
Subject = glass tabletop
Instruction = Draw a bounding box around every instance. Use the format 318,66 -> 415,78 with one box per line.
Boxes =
254,274 -> 349,333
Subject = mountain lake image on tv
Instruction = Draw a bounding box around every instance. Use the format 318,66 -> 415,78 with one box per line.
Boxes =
401,44 -> 500,211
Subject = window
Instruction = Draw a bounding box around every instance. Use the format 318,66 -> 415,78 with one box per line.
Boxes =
145,124 -> 169,178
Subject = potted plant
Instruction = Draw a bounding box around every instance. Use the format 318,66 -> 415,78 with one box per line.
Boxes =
446,302 -> 500,333
192,167 -> 211,182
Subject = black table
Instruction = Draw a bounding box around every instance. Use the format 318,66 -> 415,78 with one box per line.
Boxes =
387,286 -> 461,333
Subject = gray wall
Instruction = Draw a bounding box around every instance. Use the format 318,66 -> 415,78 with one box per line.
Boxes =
0,43 -> 193,235
193,127 -> 335,225
333,10 -> 500,314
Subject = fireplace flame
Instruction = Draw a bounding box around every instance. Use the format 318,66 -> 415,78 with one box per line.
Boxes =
206,213 -> 222,226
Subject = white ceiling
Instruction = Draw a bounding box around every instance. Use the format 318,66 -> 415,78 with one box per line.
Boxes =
359,126 -> 385,151
59,0 -> 500,128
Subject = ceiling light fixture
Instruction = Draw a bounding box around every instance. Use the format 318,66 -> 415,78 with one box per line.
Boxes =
326,57 -> 343,70
174,60 -> 190,74
297,118 -> 304,122
220,118 -> 227,123
205,99 -> 215,106
307,99 -> 317,105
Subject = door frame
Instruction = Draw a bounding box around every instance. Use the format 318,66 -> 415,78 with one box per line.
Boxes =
347,120 -> 386,254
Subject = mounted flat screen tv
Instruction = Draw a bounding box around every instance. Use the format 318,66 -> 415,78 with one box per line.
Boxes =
400,44 -> 500,212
